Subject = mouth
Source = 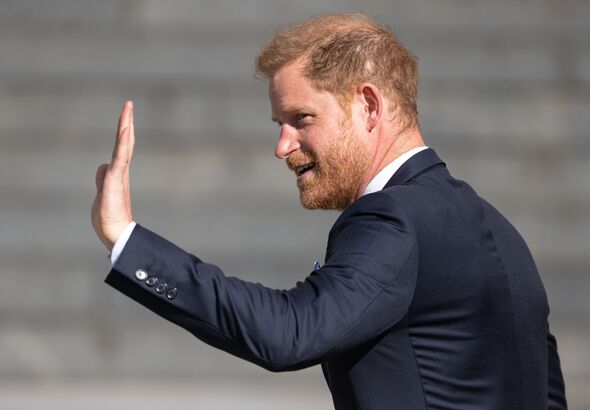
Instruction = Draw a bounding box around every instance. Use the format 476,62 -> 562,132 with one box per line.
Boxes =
294,162 -> 316,177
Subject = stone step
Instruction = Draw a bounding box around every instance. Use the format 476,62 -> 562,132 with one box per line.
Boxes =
4,0 -> 588,32
0,0 -> 127,23
0,86 -> 587,149
0,85 -> 271,139
1,374 -> 590,410
0,314 -> 334,380
1,148 -> 589,210
0,376 -> 332,410
419,91 -> 590,144
0,188 -> 588,260
1,19 -> 587,83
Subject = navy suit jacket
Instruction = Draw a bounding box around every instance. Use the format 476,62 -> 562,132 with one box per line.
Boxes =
106,148 -> 567,409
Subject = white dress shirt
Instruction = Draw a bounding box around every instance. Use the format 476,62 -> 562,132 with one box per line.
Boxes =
110,146 -> 428,265
110,220 -> 137,265
361,146 -> 429,196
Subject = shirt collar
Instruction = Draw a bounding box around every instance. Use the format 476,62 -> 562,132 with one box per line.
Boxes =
361,146 -> 429,197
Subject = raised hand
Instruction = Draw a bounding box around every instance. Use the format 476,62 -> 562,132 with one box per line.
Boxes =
92,100 -> 136,251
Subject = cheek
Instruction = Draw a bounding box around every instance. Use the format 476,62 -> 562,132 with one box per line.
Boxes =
306,123 -> 341,151
297,131 -> 324,156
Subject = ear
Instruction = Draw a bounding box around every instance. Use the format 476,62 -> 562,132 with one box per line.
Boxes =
357,83 -> 383,133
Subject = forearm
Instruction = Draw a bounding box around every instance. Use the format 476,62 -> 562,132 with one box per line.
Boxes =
106,224 -> 332,371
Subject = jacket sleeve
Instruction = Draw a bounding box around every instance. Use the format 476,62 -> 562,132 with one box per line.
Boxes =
105,192 -> 418,372
547,327 -> 568,409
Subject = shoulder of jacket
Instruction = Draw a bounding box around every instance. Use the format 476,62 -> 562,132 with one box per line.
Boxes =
329,189 -> 415,237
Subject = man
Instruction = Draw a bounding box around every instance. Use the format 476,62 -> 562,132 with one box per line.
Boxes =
92,13 -> 567,409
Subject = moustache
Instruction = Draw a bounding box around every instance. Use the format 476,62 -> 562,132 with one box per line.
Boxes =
286,151 -> 317,171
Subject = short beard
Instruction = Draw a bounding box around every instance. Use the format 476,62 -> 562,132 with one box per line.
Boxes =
292,119 -> 371,211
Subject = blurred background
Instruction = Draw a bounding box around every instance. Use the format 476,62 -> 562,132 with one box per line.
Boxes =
0,0 -> 588,409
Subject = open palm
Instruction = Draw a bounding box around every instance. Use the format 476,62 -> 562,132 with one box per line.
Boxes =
91,101 -> 135,251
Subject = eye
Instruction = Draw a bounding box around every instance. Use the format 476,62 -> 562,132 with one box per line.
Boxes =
295,112 -> 313,126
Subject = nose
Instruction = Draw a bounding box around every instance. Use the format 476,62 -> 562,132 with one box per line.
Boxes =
274,125 -> 300,159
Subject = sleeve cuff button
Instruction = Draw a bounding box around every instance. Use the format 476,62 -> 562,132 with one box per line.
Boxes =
166,288 -> 178,300
135,269 -> 148,281
155,283 -> 168,294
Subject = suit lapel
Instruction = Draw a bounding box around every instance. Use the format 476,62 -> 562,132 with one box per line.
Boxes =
383,148 -> 446,189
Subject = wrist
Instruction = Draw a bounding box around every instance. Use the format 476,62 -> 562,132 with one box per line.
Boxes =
101,220 -> 133,252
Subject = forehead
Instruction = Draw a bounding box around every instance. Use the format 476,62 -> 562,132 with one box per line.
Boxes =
268,61 -> 338,116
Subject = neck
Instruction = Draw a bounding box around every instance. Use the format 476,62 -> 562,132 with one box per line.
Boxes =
355,127 -> 425,200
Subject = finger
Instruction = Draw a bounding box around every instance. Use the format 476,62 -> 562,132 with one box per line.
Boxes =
111,101 -> 131,174
95,163 -> 109,193
123,105 -> 135,203
128,102 -> 135,163
110,126 -> 130,176
117,100 -> 132,137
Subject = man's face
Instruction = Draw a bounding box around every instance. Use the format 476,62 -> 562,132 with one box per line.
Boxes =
269,61 -> 371,210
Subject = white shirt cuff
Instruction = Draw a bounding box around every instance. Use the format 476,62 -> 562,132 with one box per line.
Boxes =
109,221 -> 137,265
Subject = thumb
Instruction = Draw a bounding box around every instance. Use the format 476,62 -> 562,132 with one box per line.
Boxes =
95,163 -> 109,193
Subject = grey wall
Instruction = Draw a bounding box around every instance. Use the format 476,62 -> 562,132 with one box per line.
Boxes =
0,1 -> 588,408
